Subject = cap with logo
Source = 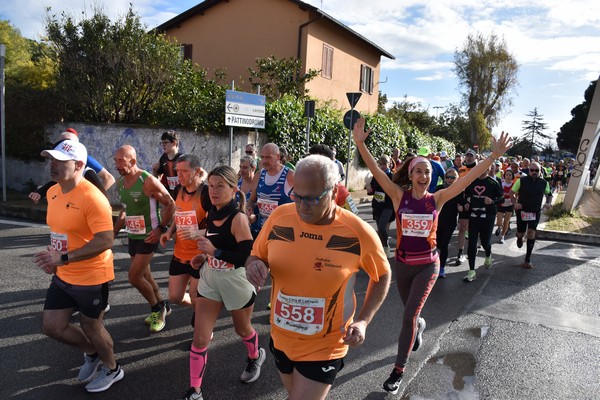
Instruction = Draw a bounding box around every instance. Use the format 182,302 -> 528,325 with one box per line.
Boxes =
41,139 -> 87,162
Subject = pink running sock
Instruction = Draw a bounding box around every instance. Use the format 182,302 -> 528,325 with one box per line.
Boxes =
190,344 -> 208,389
241,329 -> 259,359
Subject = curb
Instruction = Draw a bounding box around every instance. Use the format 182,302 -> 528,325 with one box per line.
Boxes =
536,227 -> 600,246
0,204 -> 47,223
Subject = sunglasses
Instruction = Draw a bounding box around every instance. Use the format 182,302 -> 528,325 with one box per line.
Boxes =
160,141 -> 172,145
245,151 -> 254,155
529,169 -> 540,172
446,175 -> 457,180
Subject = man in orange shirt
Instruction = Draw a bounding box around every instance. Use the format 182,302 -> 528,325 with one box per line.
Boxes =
246,154 -> 391,399
34,140 -> 123,393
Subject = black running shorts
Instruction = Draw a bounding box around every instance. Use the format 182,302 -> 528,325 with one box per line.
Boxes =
44,275 -> 109,319
169,257 -> 200,279
128,238 -> 159,256
269,337 -> 344,385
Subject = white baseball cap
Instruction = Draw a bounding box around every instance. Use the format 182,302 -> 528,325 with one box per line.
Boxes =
41,139 -> 87,162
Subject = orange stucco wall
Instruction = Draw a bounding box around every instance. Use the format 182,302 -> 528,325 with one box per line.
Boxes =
303,20 -> 380,113
163,0 -> 382,113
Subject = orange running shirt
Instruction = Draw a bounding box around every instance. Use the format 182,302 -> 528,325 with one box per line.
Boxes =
173,186 -> 208,261
46,179 -> 115,285
251,204 -> 389,362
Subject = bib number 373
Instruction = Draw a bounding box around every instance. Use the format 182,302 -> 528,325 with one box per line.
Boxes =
273,291 -> 325,335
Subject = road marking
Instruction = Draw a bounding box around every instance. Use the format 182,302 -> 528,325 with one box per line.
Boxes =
0,219 -> 45,228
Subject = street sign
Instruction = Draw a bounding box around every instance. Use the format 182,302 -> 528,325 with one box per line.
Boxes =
343,109 -> 361,130
346,92 -> 362,108
225,90 -> 266,129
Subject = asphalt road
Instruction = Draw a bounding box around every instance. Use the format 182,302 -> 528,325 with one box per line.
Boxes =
1,204 -> 599,400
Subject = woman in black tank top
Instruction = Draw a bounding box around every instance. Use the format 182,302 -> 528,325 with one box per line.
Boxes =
181,166 -> 264,400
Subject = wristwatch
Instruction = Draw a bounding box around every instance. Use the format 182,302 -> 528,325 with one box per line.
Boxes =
61,253 -> 69,265
158,224 -> 168,233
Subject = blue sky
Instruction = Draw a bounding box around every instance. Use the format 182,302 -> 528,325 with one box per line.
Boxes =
2,0 -> 599,146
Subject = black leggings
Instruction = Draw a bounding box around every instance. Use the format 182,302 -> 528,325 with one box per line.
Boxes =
393,260 -> 439,371
373,207 -> 394,247
467,216 -> 495,269
436,223 -> 456,269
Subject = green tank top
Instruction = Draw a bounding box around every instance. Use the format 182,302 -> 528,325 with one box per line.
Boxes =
118,170 -> 160,239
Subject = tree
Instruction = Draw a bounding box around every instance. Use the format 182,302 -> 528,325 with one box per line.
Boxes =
45,6 -> 182,123
247,56 -> 319,102
0,20 -> 55,89
521,107 -> 550,158
454,32 -> 519,146
557,80 -> 597,153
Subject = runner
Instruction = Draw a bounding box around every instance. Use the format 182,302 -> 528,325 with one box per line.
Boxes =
160,154 -> 211,313
553,160 -> 568,192
454,149 -> 477,265
352,117 -> 511,394
113,145 -> 175,333
180,166 -> 261,400
330,146 -> 345,181
247,143 -> 294,237
308,144 -> 359,214
510,162 -> 553,268
435,169 -> 464,278
34,139 -> 123,393
29,129 -> 115,203
463,164 -> 503,282
246,154 -> 391,399
152,130 -> 200,198
368,155 -> 396,253
496,169 -> 515,244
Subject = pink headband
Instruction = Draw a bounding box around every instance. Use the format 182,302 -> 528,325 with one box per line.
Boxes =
408,156 -> 430,173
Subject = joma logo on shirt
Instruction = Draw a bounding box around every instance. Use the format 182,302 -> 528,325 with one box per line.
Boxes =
300,231 -> 323,240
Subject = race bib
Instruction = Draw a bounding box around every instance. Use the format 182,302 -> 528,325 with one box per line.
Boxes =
50,232 -> 68,253
344,196 -> 359,214
257,198 -> 278,219
401,214 -> 434,237
175,210 -> 199,236
373,191 -> 385,203
273,291 -> 325,335
521,211 -> 537,221
167,176 -> 179,190
125,215 -> 146,235
558,171 -> 563,176
206,255 -> 234,272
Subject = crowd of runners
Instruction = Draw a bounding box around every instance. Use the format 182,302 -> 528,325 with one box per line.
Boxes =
32,122 -> 585,399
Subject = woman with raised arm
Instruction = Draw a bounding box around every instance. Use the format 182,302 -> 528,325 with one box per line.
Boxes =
352,117 -> 512,394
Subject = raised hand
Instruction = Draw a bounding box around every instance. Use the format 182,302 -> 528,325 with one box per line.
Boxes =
491,131 -> 513,158
352,117 -> 370,144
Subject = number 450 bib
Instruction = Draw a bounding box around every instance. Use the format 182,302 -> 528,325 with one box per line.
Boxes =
274,291 -> 325,335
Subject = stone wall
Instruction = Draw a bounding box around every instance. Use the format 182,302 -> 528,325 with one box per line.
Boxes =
4,123 -> 371,201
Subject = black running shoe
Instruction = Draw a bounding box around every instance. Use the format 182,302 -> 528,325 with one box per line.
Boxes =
383,368 -> 403,394
495,227 -> 501,236
516,237 -> 523,248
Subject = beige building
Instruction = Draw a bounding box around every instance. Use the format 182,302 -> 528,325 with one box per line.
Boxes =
155,0 -> 395,114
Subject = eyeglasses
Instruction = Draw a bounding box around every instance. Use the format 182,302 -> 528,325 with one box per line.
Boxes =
289,188 -> 331,206
160,141 -> 172,145
446,176 -> 457,180
245,151 -> 254,155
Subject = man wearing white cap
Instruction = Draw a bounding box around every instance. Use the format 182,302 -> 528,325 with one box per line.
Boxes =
439,151 -> 453,171
34,140 -> 124,393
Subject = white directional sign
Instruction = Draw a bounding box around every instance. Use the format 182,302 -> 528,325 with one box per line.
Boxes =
225,90 -> 266,129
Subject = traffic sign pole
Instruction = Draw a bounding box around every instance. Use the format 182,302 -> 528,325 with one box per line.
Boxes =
345,93 -> 362,187
229,81 -> 234,167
